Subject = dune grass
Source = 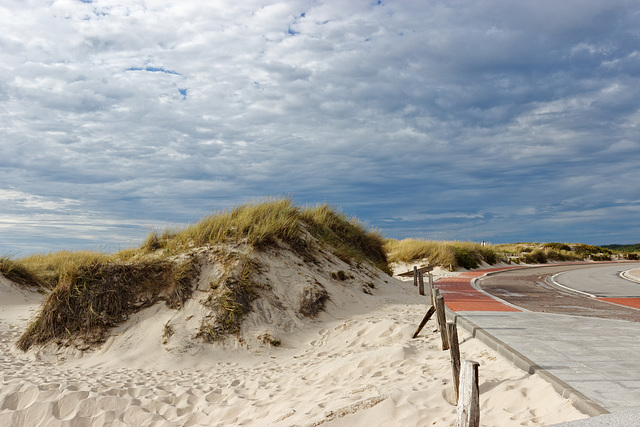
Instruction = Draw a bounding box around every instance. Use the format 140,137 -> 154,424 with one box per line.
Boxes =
384,239 -> 497,270
15,251 -> 118,290
142,198 -> 302,253
385,239 -> 622,269
16,256 -> 199,351
15,198 -> 390,350
301,204 -> 390,274
0,256 -> 48,291
492,242 -> 616,263
141,198 -> 391,274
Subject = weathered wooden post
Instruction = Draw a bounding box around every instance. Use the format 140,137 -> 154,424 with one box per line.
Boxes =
418,270 -> 425,296
456,360 -> 480,427
428,272 -> 435,307
435,292 -> 449,350
412,305 -> 436,339
447,322 -> 461,402
413,266 -> 418,286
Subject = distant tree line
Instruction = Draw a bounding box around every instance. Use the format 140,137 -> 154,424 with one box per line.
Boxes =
601,243 -> 640,252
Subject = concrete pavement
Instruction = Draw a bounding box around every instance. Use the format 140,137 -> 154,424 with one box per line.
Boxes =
435,264 -> 640,425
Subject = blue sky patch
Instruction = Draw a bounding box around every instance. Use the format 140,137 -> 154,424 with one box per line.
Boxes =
126,66 -> 181,76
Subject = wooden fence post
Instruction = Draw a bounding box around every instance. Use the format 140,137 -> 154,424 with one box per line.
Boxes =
456,360 -> 480,427
418,270 -> 425,296
412,306 -> 436,338
435,293 -> 449,350
413,266 -> 418,286
447,322 -> 461,402
433,289 -> 440,330
428,272 -> 435,307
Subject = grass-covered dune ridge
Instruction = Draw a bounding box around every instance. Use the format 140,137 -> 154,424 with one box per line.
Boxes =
12,198 -> 391,351
142,198 -> 390,273
385,239 -> 497,270
385,239 -> 637,270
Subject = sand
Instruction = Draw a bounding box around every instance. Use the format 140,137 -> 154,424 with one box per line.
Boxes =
0,253 -> 589,426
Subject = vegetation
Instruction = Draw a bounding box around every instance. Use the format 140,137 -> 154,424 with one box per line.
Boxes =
10,196 -> 637,351
301,204 -> 390,274
602,243 -> 640,252
12,197 -> 390,350
386,239 -> 632,269
16,257 -> 199,351
384,239 -> 497,270
493,242 -> 619,263
0,256 -> 48,291
140,198 -> 391,274
15,250 -> 123,290
142,198 -> 302,253
197,255 -> 262,342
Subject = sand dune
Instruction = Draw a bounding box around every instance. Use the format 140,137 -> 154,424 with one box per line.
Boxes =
0,251 -> 589,426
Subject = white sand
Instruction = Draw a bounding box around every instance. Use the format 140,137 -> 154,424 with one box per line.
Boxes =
0,251 -> 589,426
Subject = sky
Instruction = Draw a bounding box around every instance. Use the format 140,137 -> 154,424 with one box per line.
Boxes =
1,0 -> 640,255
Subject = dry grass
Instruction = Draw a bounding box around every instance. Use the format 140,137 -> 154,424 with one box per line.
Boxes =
197,255 -> 262,342
15,197 -> 389,350
16,251 -> 117,289
301,204 -> 390,274
16,257 -> 199,351
0,256 -> 48,291
143,198 -> 303,254
385,239 -> 497,270
491,242 -> 617,263
141,198 -> 390,274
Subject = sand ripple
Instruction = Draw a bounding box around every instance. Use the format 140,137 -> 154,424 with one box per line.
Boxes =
0,289 -> 587,426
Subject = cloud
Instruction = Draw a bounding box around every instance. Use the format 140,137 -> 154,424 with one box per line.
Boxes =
1,0 -> 640,254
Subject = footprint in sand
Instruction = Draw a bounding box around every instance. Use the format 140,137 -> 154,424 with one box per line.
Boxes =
1,385 -> 40,411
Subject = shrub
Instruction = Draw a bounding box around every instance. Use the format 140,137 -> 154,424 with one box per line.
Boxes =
523,249 -> 547,264
454,247 -> 479,269
544,242 -> 571,251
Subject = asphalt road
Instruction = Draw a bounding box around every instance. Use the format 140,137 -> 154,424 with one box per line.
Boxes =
475,262 -> 640,322
551,263 -> 640,297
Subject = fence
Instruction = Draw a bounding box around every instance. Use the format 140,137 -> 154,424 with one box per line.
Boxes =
409,266 -> 480,427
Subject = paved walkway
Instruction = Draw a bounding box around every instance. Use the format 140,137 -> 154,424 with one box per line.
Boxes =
435,265 -> 640,425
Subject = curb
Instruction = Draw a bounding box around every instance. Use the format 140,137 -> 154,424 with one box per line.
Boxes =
446,309 -> 610,418
621,269 -> 640,284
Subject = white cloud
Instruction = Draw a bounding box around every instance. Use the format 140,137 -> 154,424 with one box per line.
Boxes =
1,0 -> 640,252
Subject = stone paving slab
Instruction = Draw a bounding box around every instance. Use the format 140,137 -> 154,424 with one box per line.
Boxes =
549,409 -> 640,426
456,311 -> 640,414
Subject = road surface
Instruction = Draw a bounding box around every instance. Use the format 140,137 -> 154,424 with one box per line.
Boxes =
474,262 -> 640,322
